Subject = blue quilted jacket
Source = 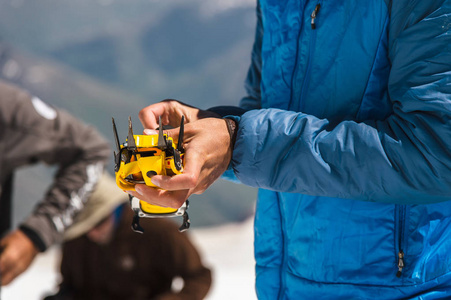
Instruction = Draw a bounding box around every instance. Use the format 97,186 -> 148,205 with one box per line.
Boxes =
214,0 -> 451,299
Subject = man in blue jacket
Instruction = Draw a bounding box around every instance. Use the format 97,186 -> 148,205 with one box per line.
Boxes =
129,0 -> 451,298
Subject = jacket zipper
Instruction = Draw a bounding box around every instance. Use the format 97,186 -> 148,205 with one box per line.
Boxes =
298,1 -> 322,112
397,250 -> 405,277
395,204 -> 406,278
311,3 -> 321,29
277,192 -> 287,300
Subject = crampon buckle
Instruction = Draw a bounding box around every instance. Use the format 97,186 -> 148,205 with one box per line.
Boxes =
112,115 -> 190,232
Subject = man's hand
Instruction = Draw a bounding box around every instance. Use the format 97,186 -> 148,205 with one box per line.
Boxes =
139,99 -> 219,129
0,229 -> 39,286
128,117 -> 233,209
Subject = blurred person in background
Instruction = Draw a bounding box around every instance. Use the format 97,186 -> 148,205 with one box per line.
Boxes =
44,173 -> 212,300
0,79 -> 110,286
130,1 -> 451,299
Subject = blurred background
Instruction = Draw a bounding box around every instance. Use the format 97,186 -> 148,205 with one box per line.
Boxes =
0,0 -> 258,299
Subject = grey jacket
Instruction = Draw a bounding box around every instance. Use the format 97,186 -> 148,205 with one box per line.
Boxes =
0,80 -> 110,251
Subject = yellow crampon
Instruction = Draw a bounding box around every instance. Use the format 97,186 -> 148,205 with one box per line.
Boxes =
112,116 -> 190,232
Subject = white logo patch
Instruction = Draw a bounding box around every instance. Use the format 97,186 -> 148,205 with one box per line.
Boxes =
31,96 -> 57,120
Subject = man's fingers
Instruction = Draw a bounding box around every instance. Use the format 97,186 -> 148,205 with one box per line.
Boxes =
0,248 -> 18,286
138,110 -> 159,130
150,174 -> 197,191
130,184 -> 189,209
0,252 -> 7,284
143,129 -> 158,135
150,147 -> 203,191
139,99 -> 205,130
1,268 -> 15,286
0,258 -> 28,286
139,100 -> 185,129
139,103 -> 167,129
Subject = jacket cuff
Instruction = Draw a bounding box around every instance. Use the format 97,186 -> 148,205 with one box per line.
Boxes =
20,215 -> 61,252
19,225 -> 47,252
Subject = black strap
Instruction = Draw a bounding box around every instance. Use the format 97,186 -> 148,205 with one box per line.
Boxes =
0,174 -> 12,300
0,173 -> 13,239
19,225 -> 46,252
224,118 -> 238,149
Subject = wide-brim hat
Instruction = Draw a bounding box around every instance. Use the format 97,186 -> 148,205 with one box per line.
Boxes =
63,172 -> 128,241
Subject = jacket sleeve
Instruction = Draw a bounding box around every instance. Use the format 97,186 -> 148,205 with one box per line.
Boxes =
230,1 -> 451,204
0,81 -> 110,250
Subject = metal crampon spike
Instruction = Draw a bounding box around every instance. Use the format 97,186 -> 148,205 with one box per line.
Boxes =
177,115 -> 185,152
112,117 -> 121,153
127,116 -> 137,150
112,118 -> 122,171
157,115 -> 166,149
